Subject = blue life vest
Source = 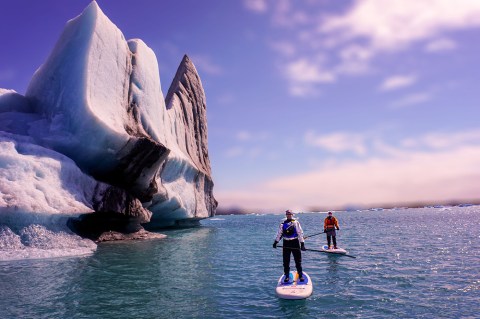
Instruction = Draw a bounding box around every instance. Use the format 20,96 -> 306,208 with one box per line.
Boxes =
282,220 -> 298,239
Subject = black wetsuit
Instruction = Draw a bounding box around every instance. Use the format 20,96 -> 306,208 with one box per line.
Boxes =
282,237 -> 302,276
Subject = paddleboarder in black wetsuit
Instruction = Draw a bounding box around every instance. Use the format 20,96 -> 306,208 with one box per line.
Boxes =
273,210 -> 306,282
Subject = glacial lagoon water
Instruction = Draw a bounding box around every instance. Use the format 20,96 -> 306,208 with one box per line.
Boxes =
0,206 -> 479,318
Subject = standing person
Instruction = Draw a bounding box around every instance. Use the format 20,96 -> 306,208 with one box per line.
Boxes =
273,210 -> 306,282
324,211 -> 340,249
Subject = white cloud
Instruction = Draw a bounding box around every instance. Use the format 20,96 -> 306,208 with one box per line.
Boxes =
425,38 -> 457,52
243,0 -> 268,13
289,83 -> 320,97
216,145 -> 480,211
269,41 -> 297,57
370,138 -> 408,158
269,0 -> 309,28
380,75 -> 417,91
224,131 -> 272,160
402,129 -> 480,149
305,131 -> 367,155
390,92 -> 432,109
254,0 -> 480,93
235,130 -> 270,142
339,44 -> 374,62
284,58 -> 335,97
236,131 -> 252,141
320,0 -> 480,51
305,128 -> 480,158
225,146 -> 265,160
286,58 -> 335,84
335,45 -> 374,75
217,128 -> 480,210
189,54 -> 223,76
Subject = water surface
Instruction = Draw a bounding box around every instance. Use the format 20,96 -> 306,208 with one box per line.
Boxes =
1,206 -> 479,318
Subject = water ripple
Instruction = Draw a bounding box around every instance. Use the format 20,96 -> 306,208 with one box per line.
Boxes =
0,206 -> 478,318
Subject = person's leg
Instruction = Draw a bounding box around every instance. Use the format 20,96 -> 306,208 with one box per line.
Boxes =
283,246 -> 291,277
289,240 -> 303,280
327,234 -> 332,248
292,249 -> 303,278
333,235 -> 337,248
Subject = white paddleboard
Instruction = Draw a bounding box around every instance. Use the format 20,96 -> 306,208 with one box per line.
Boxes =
275,271 -> 313,300
321,245 -> 347,255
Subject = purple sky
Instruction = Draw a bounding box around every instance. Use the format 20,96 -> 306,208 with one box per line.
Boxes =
1,0 -> 480,212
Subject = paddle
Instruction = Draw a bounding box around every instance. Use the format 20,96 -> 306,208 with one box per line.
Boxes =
304,231 -> 325,239
276,245 -> 357,259
304,228 -> 340,239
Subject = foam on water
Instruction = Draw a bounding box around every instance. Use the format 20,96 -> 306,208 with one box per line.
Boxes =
0,224 -> 96,261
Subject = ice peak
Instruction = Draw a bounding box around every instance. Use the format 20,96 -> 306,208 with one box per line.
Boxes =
80,0 -> 102,20
66,0 -> 102,28
180,54 -> 200,79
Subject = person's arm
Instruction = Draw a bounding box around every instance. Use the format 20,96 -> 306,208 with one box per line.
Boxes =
296,221 -> 304,243
273,223 -> 283,248
323,218 -> 327,231
274,222 -> 283,242
296,221 -> 306,250
335,218 -> 339,230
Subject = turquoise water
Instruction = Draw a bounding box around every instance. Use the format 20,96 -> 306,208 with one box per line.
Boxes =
1,206 -> 479,318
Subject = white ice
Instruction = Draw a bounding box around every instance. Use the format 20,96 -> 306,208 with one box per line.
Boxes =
0,1 -> 212,259
0,130 -> 102,260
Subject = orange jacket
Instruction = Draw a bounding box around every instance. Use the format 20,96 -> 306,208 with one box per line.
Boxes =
324,216 -> 339,230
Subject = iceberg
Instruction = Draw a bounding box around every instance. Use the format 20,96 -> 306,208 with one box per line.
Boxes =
147,55 -> 216,228
26,1 -> 168,201
0,1 -> 216,259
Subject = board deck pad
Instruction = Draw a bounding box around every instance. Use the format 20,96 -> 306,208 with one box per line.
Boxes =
275,271 -> 313,299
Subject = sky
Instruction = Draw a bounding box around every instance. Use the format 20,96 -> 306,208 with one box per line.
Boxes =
1,0 -> 480,212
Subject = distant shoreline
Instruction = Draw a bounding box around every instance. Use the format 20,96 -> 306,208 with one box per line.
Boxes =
215,199 -> 480,215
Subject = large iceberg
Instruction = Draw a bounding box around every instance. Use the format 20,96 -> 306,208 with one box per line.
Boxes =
0,1 -> 216,258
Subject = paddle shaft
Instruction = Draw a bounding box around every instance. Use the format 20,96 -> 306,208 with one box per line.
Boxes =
304,231 -> 325,239
276,245 -> 356,259
304,229 -> 340,239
